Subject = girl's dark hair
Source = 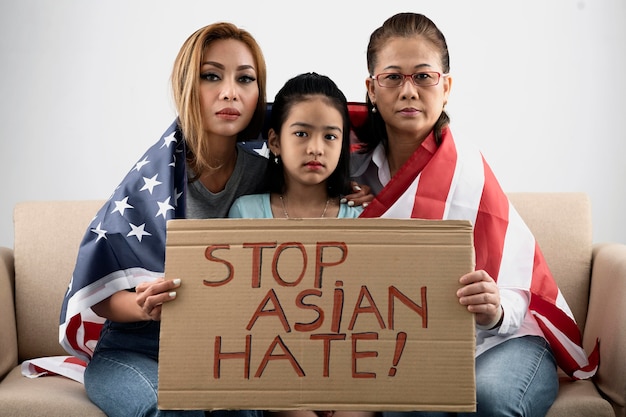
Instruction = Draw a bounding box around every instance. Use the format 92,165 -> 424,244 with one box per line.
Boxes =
268,72 -> 352,197
356,12 -> 451,153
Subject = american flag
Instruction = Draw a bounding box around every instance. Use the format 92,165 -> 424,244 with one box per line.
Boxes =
357,126 -> 599,380
21,356 -> 87,383
58,120 -> 187,361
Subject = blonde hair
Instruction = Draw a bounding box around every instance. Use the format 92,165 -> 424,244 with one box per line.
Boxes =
171,22 -> 267,175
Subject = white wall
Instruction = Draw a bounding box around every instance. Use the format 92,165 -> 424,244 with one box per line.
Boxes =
1,0 -> 625,248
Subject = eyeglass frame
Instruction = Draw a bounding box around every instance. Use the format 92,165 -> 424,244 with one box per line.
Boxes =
371,71 -> 449,88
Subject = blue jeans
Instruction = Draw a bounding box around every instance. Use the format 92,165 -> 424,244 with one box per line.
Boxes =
84,320 -> 264,417
383,336 -> 558,417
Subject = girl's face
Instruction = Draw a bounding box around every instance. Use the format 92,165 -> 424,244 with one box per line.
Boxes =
366,36 -> 451,143
269,96 -> 343,191
198,39 -> 259,140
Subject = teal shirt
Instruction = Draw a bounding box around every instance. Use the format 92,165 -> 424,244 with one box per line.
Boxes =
228,193 -> 363,218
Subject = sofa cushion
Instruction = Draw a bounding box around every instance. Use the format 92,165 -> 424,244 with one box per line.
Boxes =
508,192 -> 592,332
546,378 -> 614,417
13,201 -> 104,361
0,366 -> 105,417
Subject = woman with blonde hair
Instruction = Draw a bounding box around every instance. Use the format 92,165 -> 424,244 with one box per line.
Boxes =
60,22 -> 270,417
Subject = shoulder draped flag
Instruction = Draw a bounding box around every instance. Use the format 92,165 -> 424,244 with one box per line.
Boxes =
358,126 -> 599,380
58,120 -> 187,362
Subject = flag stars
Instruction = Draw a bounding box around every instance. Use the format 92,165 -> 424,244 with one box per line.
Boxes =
127,223 -> 151,242
140,174 -> 162,194
161,132 -> 177,148
156,197 -> 175,219
66,275 -> 75,295
253,142 -> 270,158
174,188 -> 183,206
111,196 -> 133,216
90,222 -> 108,242
134,157 -> 150,172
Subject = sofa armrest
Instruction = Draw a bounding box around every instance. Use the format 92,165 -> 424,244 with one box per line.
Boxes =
0,246 -> 18,381
585,242 -> 626,417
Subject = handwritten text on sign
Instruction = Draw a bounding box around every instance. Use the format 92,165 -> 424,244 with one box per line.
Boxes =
203,241 -> 426,379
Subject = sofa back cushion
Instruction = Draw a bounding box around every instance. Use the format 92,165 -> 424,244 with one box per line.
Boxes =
12,193 -> 592,360
13,200 -> 104,360
508,192 -> 592,332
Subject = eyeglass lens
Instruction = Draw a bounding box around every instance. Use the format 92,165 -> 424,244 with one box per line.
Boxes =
377,72 -> 440,87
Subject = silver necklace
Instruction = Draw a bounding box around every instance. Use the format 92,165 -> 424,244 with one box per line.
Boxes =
279,195 -> 329,218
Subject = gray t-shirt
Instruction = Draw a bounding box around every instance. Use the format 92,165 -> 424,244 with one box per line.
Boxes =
185,144 -> 269,219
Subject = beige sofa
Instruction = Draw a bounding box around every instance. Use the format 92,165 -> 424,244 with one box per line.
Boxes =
0,194 -> 624,417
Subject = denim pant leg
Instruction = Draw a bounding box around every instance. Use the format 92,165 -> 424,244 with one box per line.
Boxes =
85,320 -> 265,417
85,347 -> 205,417
382,335 -> 558,417
85,347 -> 266,417
470,335 -> 558,417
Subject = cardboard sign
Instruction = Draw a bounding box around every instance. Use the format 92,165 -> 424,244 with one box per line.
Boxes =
158,218 -> 476,412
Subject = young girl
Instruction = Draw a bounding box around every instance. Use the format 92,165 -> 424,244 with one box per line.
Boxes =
229,72 -> 364,219
229,71 -> 371,417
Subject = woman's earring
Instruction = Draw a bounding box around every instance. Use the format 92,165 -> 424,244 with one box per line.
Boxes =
274,156 -> 279,164
372,105 -> 377,113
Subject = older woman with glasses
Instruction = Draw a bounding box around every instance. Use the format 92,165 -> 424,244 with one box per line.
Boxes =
351,12 -> 598,417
